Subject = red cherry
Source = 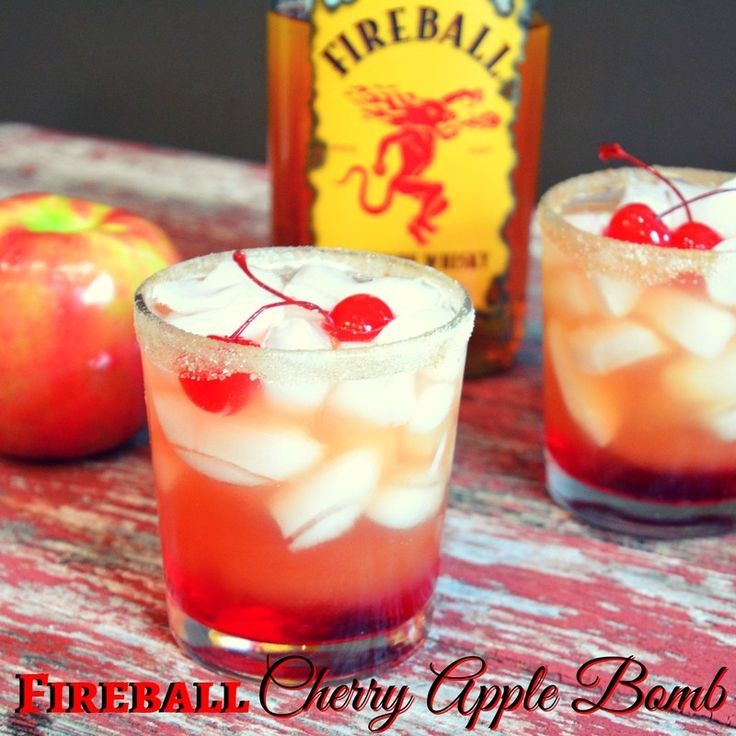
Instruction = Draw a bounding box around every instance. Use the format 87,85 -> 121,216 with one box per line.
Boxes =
180,370 -> 259,414
604,203 -> 671,246
180,336 -> 259,414
670,221 -> 723,250
328,294 -> 394,342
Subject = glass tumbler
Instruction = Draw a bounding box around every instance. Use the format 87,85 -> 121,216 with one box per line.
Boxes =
134,247 -> 473,679
539,168 -> 736,538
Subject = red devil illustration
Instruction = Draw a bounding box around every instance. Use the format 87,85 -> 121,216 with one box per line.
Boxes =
340,85 -> 500,245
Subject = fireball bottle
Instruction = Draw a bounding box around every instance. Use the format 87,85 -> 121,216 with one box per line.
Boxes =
268,1 -> 550,373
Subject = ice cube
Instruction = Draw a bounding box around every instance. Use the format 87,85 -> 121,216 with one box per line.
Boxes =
247,264 -> 286,294
702,405 -> 736,442
705,238 -> 736,307
202,259 -> 248,290
662,346 -> 736,411
564,212 -> 610,235
407,382 -> 457,433
328,372 -> 416,426
166,300 -> 264,338
152,393 -> 322,483
427,431 -> 449,478
547,321 -> 621,446
690,176 -> 736,239
357,277 -> 442,316
264,317 -> 332,351
566,319 -> 666,375
285,264 -> 356,310
374,308 -> 454,344
269,447 -> 381,549
366,476 -> 445,529
419,349 -> 465,383
593,274 -> 642,317
637,287 -> 736,359
263,379 -> 331,413
543,269 -> 600,319
175,449 -> 269,486
154,279 -> 252,316
288,506 -> 362,551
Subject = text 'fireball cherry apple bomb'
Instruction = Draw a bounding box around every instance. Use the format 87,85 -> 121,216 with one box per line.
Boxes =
268,0 -> 550,374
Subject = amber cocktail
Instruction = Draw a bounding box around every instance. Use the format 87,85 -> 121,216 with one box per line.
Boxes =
540,168 -> 736,537
134,247 -> 473,678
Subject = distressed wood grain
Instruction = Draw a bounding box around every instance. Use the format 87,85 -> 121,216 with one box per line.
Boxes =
1,124 -> 735,735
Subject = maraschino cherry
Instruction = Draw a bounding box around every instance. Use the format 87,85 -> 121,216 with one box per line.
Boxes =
179,251 -> 395,413
670,221 -> 722,251
598,143 -> 724,251
327,293 -> 394,341
604,203 -> 671,245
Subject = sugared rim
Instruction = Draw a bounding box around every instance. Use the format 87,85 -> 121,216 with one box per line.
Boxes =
134,246 -> 474,382
537,167 -> 736,282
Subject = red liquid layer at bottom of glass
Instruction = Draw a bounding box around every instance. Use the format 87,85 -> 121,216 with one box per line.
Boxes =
546,432 -> 736,537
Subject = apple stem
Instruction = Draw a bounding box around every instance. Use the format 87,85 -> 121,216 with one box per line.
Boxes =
599,143 -> 692,221
657,187 -> 736,219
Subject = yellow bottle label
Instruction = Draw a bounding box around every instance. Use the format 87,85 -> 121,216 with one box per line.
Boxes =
308,1 -> 530,307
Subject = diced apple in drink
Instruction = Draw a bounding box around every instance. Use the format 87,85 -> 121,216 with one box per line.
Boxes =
566,319 -> 666,375
662,345 -> 736,411
269,447 -> 381,550
285,264 -> 356,310
547,321 -> 621,446
543,268 -> 600,319
328,371 -> 416,426
706,238 -> 736,307
366,475 -> 446,529
152,392 -> 322,484
593,273 -> 642,317
637,287 -> 736,359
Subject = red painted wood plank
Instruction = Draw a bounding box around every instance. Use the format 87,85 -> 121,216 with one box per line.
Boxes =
1,124 -> 735,735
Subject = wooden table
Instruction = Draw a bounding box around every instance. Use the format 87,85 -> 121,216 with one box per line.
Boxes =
1,124 -> 734,735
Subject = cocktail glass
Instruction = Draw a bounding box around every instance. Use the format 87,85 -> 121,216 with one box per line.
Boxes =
539,167 -> 736,537
134,247 -> 473,679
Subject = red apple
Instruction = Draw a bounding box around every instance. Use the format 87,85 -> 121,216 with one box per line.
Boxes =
0,192 -> 178,459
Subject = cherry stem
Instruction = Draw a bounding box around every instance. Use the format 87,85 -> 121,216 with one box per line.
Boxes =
222,250 -> 334,341
599,143 -> 692,221
207,334 -> 257,346
657,187 -> 736,219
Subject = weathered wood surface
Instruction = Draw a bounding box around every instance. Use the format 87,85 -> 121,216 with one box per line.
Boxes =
1,124 -> 735,735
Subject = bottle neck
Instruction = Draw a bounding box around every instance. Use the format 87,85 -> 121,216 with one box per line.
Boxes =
271,0 -> 311,19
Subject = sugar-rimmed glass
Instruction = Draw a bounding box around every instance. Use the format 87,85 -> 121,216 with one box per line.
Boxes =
134,246 -> 473,679
539,168 -> 736,537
